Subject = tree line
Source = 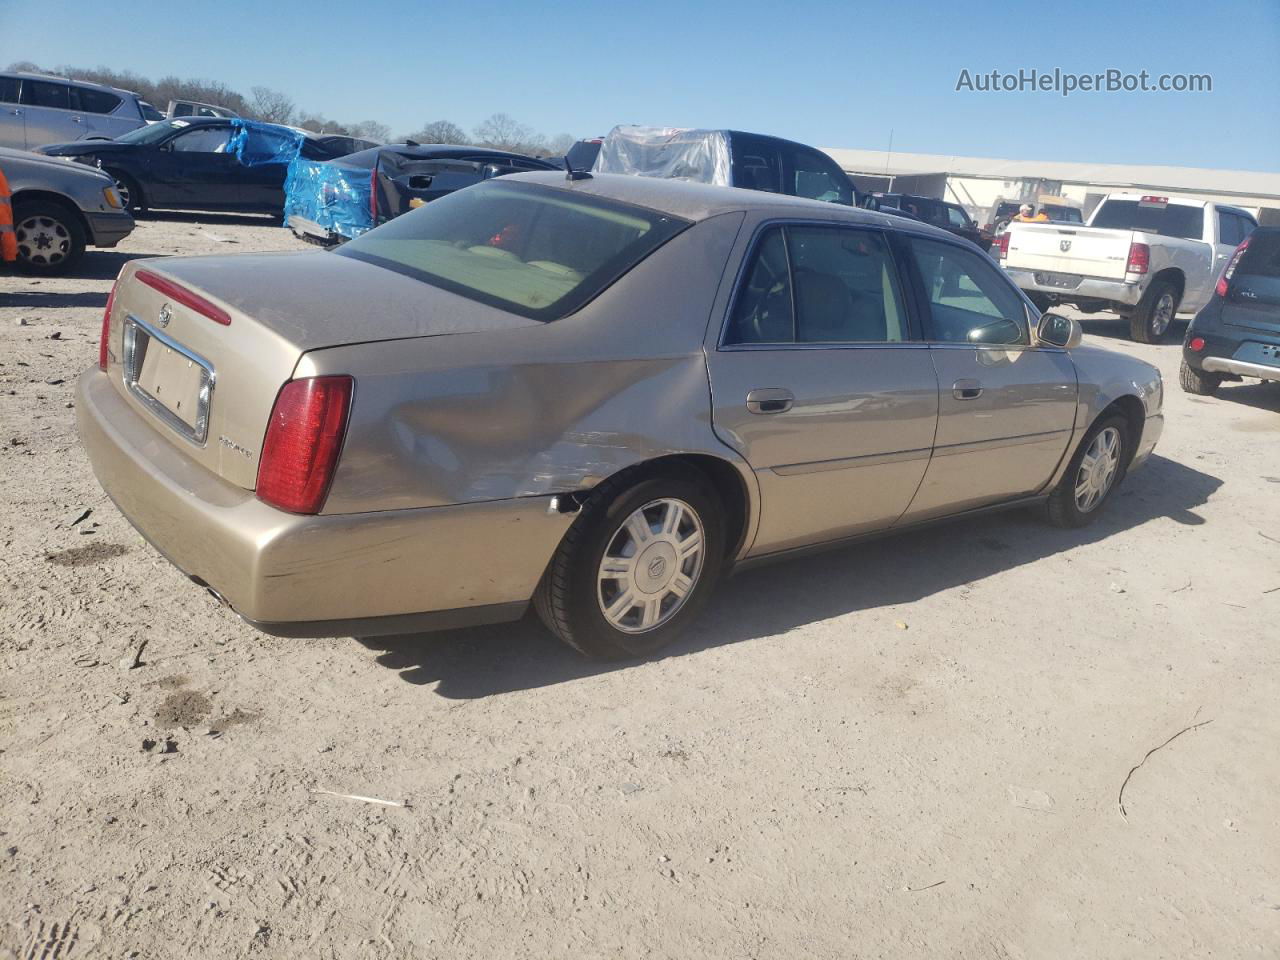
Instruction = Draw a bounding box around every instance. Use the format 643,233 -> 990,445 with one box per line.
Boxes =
6,62 -> 577,155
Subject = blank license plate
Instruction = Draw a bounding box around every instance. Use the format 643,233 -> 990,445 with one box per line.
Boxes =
1037,272 -> 1081,289
123,317 -> 215,444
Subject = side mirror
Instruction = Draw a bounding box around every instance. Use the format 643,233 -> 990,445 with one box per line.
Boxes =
1036,310 -> 1083,349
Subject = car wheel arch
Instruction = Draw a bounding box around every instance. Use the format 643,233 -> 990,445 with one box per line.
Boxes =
10,190 -> 90,236
1095,395 -> 1145,467
569,453 -> 757,564
1149,267 -> 1185,303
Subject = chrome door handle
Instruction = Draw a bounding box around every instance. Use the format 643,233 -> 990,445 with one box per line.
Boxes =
745,388 -> 794,414
953,379 -> 983,400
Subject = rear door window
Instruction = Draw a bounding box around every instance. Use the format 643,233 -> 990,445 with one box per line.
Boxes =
72,87 -> 122,115
0,76 -> 18,104
20,79 -> 70,110
1090,199 -> 1204,239
1218,211 -> 1243,247
725,226 -> 908,344
946,205 -> 971,228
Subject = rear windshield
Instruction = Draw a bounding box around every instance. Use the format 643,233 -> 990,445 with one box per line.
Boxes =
1042,205 -> 1083,222
1238,230 -> 1280,279
1090,200 -> 1204,239
336,180 -> 690,320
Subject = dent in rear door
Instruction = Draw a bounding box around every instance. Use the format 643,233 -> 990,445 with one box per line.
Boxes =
706,223 -> 940,556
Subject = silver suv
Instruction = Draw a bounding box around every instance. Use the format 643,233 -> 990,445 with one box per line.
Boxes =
0,73 -> 162,151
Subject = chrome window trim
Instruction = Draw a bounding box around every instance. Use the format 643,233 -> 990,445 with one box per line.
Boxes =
121,313 -> 217,447
717,216 -> 919,351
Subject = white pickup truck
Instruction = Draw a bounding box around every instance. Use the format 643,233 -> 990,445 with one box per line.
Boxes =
999,193 -> 1258,342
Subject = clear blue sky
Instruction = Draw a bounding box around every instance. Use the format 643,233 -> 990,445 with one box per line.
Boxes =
6,0 -> 1278,170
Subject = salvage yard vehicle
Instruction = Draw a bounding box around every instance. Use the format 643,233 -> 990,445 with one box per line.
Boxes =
1180,227 -> 1280,396
36,117 -> 368,215
0,72 -> 158,150
593,125 -> 861,206
79,172 -> 1164,659
873,192 -> 984,246
166,99 -> 239,119
0,145 -> 133,274
285,143 -> 557,245
1000,193 -> 1258,342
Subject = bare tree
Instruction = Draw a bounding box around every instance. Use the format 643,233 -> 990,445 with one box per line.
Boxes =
405,120 -> 469,145
546,132 -> 577,156
473,113 -> 544,153
248,86 -> 296,125
349,120 -> 391,143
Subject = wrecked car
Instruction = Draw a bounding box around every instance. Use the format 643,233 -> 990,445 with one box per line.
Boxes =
37,117 -> 366,215
284,143 -> 558,245
80,171 -> 1164,659
593,125 -> 861,206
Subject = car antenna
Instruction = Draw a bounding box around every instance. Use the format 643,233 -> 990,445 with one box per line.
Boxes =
564,156 -> 592,181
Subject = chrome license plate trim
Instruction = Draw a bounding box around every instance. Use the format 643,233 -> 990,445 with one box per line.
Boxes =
121,314 -> 216,446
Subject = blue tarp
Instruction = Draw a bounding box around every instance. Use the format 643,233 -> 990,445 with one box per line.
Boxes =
283,158 -> 372,241
227,118 -> 307,167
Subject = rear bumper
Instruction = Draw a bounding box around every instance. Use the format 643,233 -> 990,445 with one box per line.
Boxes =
86,211 -> 134,248
76,369 -> 572,634
1005,268 -> 1144,307
1201,357 -> 1280,380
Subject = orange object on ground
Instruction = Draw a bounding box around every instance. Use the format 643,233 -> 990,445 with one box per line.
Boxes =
0,166 -> 16,262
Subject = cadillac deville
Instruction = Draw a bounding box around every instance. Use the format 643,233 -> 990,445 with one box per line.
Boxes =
79,172 -> 1164,659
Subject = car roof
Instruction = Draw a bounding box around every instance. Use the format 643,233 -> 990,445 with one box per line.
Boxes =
504,171 -> 958,239
3,71 -> 138,97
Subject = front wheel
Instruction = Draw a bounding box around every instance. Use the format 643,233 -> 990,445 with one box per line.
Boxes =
12,200 -> 86,275
1045,415 -> 1130,528
534,468 -> 725,659
104,169 -> 143,212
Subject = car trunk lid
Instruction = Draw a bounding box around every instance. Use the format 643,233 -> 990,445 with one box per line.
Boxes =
103,251 -> 536,490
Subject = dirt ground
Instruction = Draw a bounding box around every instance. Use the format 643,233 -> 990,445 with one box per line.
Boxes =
1,214 -> 1278,960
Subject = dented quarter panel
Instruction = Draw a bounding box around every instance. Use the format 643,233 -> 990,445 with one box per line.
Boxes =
304,212 -> 757,514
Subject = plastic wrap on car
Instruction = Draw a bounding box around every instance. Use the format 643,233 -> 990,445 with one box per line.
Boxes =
592,125 -> 732,186
283,158 -> 373,240
227,119 -> 308,167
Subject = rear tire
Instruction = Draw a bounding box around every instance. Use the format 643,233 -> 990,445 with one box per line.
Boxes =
534,466 -> 725,659
1046,414 -> 1130,528
1179,359 -> 1222,396
12,200 -> 86,276
1129,279 -> 1180,344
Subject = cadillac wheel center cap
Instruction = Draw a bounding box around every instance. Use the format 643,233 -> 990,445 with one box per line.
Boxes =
158,303 -> 172,328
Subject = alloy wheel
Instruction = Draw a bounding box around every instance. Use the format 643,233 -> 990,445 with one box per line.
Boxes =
1074,426 -> 1122,513
15,215 -> 71,267
1151,293 -> 1175,337
597,498 -> 704,634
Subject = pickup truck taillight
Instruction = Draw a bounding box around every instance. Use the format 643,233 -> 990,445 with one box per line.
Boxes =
1126,242 -> 1150,275
257,376 -> 354,515
98,274 -> 120,370
997,232 -> 1011,259
1216,234 -> 1252,297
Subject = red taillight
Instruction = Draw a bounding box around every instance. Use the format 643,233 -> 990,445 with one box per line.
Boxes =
99,274 -> 120,370
997,232 -> 1011,259
256,376 -> 353,515
135,269 -> 231,326
369,165 -> 378,224
1126,242 -> 1150,275
1188,336 -> 1205,352
1216,234 -> 1252,297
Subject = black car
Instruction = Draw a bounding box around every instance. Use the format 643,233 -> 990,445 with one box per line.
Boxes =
285,143 -> 559,245
1180,226 -> 1279,397
873,193 -> 984,246
36,117 -> 364,215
